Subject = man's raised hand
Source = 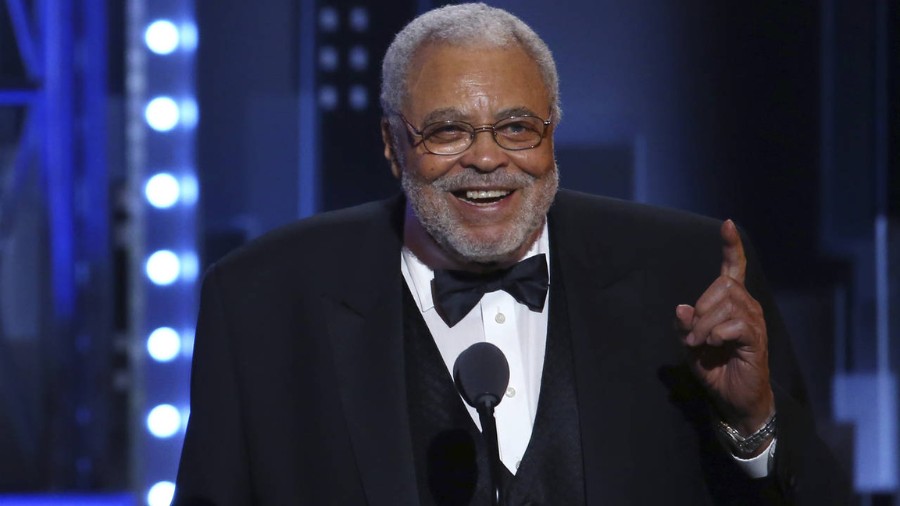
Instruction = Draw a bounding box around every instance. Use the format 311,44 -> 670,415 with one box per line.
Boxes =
674,220 -> 774,438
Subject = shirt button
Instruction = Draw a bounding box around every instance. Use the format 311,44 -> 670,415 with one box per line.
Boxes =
516,460 -> 522,469
495,312 -> 506,324
505,386 -> 516,398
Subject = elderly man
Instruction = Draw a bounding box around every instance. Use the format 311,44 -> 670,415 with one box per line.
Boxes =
175,3 -> 847,505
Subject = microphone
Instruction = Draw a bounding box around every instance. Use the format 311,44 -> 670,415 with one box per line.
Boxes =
453,342 -> 510,506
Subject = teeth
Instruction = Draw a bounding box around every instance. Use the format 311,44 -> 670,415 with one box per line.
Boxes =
464,190 -> 511,200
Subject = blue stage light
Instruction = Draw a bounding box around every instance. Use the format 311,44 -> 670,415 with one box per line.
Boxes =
145,250 -> 181,285
146,481 -> 176,506
146,404 -> 182,438
349,85 -> 368,111
145,97 -> 180,132
147,327 -> 181,362
318,85 -> 338,111
145,173 -> 181,208
145,20 -> 180,55
318,6 -> 339,32
349,7 -> 369,32
179,174 -> 199,205
349,46 -> 368,71
179,98 -> 199,129
319,46 -> 339,72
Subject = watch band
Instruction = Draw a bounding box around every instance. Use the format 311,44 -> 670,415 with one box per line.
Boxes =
715,412 -> 777,457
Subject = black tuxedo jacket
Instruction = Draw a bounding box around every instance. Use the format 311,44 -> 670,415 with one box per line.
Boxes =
175,190 -> 849,505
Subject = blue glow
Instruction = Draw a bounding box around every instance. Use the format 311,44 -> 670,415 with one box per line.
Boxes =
144,20 -> 179,55
318,6 -> 339,32
145,250 -> 181,285
147,327 -> 181,362
0,494 -> 135,505
349,46 -> 368,71
179,252 -> 200,282
179,99 -> 199,129
146,481 -> 175,506
146,404 -> 182,438
318,86 -> 338,111
179,175 -> 199,205
145,173 -> 180,208
349,85 -> 368,111
319,46 -> 339,72
349,7 -> 369,32
179,23 -> 198,52
145,97 -> 180,132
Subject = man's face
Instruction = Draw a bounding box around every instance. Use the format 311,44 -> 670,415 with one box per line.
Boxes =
387,43 -> 558,265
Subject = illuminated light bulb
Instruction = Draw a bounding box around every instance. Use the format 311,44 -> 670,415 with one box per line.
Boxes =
147,404 -> 182,438
145,173 -> 180,209
145,97 -> 180,132
146,250 -> 181,285
145,20 -> 179,55
147,481 -> 176,506
147,327 -> 181,362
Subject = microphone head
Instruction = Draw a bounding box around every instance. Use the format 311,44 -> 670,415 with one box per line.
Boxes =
453,342 -> 510,410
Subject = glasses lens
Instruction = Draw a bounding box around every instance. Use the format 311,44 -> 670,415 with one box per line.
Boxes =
494,116 -> 545,150
422,122 -> 473,155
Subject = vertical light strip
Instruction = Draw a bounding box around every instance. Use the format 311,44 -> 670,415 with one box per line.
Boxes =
127,0 -> 198,503
298,0 -> 319,217
873,0 -> 889,375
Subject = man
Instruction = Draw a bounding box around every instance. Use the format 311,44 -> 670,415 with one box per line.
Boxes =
175,3 -> 848,505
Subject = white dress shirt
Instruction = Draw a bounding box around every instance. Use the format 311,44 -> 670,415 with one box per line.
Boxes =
400,223 -> 773,477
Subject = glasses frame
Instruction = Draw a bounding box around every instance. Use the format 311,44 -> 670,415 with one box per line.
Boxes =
398,112 -> 553,156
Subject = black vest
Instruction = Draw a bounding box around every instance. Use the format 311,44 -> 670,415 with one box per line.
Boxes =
403,257 -> 586,506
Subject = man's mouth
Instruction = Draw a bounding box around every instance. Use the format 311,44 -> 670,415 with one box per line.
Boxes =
452,189 -> 514,205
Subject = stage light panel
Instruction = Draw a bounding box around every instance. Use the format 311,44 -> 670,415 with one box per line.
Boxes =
145,20 -> 180,55
147,481 -> 176,506
318,6 -> 339,32
349,7 -> 369,32
349,85 -> 367,111
146,404 -> 182,438
147,327 -> 181,362
319,46 -> 339,71
349,46 -> 367,71
145,173 -> 181,208
145,250 -> 181,286
145,97 -> 180,132
318,85 -> 338,110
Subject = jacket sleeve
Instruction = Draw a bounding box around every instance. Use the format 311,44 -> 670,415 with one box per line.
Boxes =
174,265 -> 253,505
741,231 -> 853,506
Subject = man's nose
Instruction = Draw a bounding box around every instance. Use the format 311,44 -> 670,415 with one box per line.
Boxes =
460,128 -> 508,173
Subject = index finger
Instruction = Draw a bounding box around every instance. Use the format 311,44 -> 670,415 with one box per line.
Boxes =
720,219 -> 746,283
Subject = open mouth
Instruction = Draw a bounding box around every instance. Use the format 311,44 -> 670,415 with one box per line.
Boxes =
452,189 -> 514,205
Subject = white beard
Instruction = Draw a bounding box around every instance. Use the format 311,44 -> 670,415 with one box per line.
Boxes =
401,165 -> 558,264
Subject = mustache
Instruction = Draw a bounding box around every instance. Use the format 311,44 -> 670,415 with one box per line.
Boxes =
429,169 -> 537,192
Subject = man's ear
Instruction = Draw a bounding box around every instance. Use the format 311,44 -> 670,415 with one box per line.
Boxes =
381,118 -> 402,179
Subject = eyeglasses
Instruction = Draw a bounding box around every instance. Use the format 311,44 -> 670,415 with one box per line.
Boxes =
398,112 -> 553,156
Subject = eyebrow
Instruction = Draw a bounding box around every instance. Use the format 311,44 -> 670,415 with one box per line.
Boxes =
420,106 -> 544,126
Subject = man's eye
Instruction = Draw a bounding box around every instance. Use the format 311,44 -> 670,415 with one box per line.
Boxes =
497,121 -> 536,137
426,124 -> 469,141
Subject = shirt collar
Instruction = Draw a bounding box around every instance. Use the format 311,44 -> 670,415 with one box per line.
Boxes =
401,222 -> 550,313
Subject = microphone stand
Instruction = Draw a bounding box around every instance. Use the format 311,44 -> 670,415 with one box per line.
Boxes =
477,401 -> 503,506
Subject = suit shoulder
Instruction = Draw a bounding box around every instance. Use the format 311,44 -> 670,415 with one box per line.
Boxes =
552,189 -> 722,238
211,196 -> 402,281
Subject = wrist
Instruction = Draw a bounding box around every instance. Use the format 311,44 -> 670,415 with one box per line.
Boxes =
715,411 -> 777,458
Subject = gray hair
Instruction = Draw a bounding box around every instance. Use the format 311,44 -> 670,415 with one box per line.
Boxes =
380,3 -> 561,123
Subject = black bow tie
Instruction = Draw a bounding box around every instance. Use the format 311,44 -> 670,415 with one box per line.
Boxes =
431,254 -> 549,327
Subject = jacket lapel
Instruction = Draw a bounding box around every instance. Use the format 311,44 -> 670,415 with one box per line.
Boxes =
549,192 -> 651,504
321,196 -> 421,506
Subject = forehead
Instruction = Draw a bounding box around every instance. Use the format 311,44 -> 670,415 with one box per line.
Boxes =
403,43 -> 550,121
